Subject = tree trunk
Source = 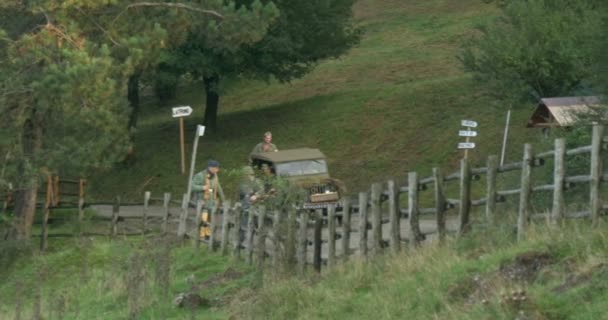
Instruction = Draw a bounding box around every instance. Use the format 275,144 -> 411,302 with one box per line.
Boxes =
12,187 -> 38,239
203,75 -> 220,132
127,72 -> 141,130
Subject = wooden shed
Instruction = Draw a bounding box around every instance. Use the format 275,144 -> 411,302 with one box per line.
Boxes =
527,96 -> 602,128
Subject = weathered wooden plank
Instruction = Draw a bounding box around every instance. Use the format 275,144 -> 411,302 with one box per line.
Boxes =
271,209 -> 281,269
284,206 -> 297,272
111,196 -> 120,238
532,184 -> 555,192
255,206 -> 267,268
590,125 -> 605,226
313,210 -> 323,273
142,191 -> 150,235
371,183 -> 382,256
297,210 -> 309,275
341,198 -> 352,261
358,192 -> 368,258
408,172 -> 422,247
220,201 -> 232,256
328,204 -> 337,267
518,143 -> 534,242
497,189 -> 522,197
195,200 -> 203,249
565,175 -> 591,184
245,207 -> 256,265
551,138 -> 566,222
162,193 -> 171,235
566,145 -> 592,156
177,194 -> 188,238
458,159 -> 471,236
485,156 -> 498,225
431,168 -> 446,242
232,204 -> 243,258
388,180 -> 400,253
209,205 -> 219,251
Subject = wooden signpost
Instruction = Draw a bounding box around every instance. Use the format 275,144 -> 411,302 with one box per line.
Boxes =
458,120 -> 478,159
172,106 -> 193,174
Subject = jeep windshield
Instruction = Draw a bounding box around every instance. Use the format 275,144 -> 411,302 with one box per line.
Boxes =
275,160 -> 328,176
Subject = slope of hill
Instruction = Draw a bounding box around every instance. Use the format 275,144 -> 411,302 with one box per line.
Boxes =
89,0 -> 539,201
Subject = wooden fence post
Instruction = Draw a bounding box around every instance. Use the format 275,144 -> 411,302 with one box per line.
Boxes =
458,159 -> 471,236
53,175 -> 60,207
341,198 -> 352,261
485,156 -> 498,225
209,205 -> 219,251
408,172 -> 422,247
245,207 -> 256,265
78,179 -> 86,228
41,175 -> 53,251
312,210 -> 323,273
358,192 -> 368,258
220,201 -> 232,255
162,193 -> 171,235
433,168 -> 446,242
255,206 -> 267,269
371,183 -> 383,256
142,191 -> 150,236
388,180 -> 400,253
327,204 -> 336,268
284,206 -> 297,272
233,204 -> 242,258
297,210 -> 309,275
271,209 -> 281,269
590,125 -> 605,226
518,143 -> 534,242
195,200 -> 203,248
552,139 -> 566,223
177,194 -> 188,239
111,196 -> 120,238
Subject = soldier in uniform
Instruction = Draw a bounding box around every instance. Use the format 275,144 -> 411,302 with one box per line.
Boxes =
192,160 -> 224,239
249,131 -> 278,162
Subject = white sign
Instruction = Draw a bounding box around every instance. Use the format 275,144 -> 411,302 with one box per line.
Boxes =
172,106 -> 193,118
458,130 -> 477,137
461,120 -> 478,128
458,142 -> 476,149
197,125 -> 205,136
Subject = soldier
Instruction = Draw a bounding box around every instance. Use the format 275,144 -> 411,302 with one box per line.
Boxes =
249,131 -> 278,161
192,160 -> 224,239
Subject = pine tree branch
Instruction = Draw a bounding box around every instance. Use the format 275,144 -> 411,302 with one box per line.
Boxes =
112,2 -> 223,26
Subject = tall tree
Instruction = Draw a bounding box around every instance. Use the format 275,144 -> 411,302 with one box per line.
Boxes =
460,0 -> 605,103
167,0 -> 361,131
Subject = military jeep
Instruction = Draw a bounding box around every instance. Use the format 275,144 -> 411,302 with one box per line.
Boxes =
250,148 -> 344,209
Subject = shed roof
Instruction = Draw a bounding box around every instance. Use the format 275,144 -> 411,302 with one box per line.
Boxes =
528,96 -> 602,127
251,148 -> 326,163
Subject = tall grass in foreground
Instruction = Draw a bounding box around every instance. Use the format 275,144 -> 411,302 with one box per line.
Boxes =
231,221 -> 608,320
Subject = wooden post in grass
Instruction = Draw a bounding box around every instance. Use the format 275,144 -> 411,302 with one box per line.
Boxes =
142,191 -> 150,235
78,179 -> 86,226
246,207 -> 256,265
485,156 -> 498,225
220,201 -> 231,255
552,139 -> 566,223
327,204 -> 336,268
111,196 -> 120,238
255,206 -> 267,269
41,175 -> 53,251
408,172 -> 422,247
312,210 -> 323,273
458,159 -> 471,236
358,192 -> 368,258
162,193 -> 171,235
590,125 -> 605,227
388,180 -> 401,253
285,206 -> 297,272
233,204 -> 242,258
341,198 -> 352,261
433,168 -> 446,242
518,144 -> 534,242
297,210 -> 309,275
53,175 -> 60,207
177,194 -> 189,239
271,209 -> 281,269
371,183 -> 382,256
209,205 -> 219,251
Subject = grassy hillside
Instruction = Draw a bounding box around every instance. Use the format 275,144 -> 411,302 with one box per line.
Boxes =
88,0 -> 542,201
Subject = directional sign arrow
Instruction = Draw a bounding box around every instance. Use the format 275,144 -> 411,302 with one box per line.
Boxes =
172,106 -> 193,118
459,130 -> 478,137
458,142 -> 476,149
461,120 -> 478,128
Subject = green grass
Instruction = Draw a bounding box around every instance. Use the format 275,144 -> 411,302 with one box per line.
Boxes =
87,0 -> 544,202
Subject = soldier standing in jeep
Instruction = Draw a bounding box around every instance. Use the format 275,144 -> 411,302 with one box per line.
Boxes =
249,131 -> 278,162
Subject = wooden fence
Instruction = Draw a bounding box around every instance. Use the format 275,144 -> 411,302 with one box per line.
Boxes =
34,125 -> 608,275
